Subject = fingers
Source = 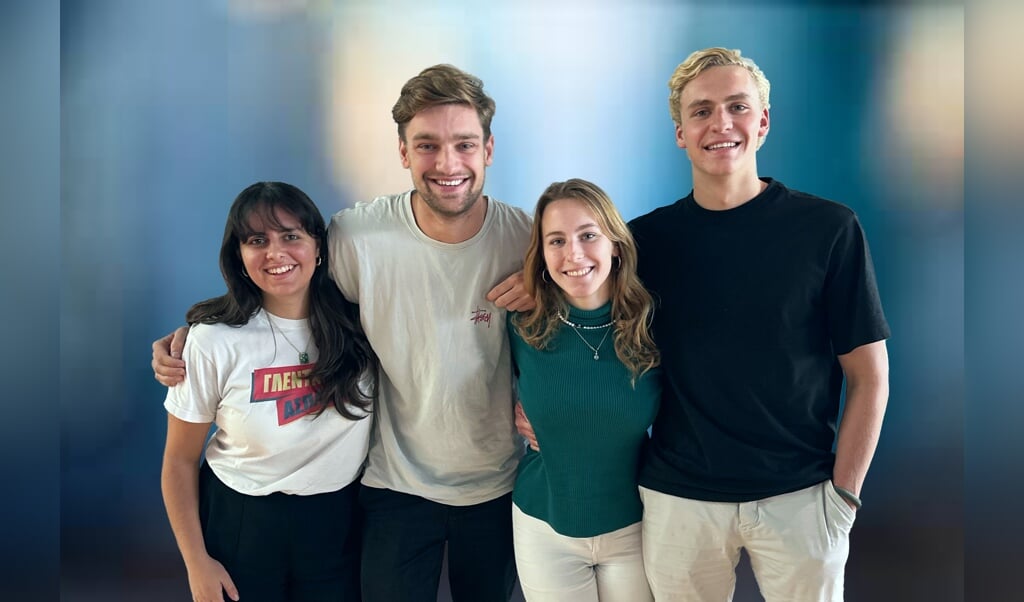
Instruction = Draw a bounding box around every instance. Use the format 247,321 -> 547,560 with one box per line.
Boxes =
170,326 -> 188,359
222,575 -> 239,601
487,271 -> 536,312
485,278 -> 515,304
152,329 -> 187,386
504,295 -> 537,313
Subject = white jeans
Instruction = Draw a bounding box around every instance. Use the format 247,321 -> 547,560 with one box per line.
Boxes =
512,503 -> 653,602
640,481 -> 856,602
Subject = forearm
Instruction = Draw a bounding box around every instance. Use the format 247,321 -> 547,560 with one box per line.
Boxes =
832,379 -> 888,495
161,458 -> 210,567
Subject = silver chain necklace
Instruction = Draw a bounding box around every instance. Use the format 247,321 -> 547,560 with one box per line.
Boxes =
557,312 -> 614,360
269,314 -> 310,363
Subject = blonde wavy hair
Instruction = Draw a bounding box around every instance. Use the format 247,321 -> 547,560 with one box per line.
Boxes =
514,178 -> 659,383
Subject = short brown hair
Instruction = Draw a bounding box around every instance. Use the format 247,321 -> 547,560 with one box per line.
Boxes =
392,64 -> 496,141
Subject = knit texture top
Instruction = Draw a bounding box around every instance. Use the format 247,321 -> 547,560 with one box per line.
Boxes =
509,302 -> 660,537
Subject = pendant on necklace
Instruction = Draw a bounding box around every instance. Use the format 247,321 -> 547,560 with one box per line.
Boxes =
299,352 -> 309,363
593,351 -> 599,360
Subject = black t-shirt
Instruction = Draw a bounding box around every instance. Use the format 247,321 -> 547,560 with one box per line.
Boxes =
631,178 -> 890,502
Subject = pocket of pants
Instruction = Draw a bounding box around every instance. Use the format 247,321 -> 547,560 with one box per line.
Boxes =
823,480 -> 857,531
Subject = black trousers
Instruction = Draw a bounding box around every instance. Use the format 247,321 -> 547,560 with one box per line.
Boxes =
358,485 -> 516,602
198,462 -> 361,601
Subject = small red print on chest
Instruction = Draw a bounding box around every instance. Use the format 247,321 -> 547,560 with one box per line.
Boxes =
470,307 -> 492,328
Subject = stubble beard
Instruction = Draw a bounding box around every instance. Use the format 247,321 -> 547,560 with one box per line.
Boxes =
416,177 -> 485,220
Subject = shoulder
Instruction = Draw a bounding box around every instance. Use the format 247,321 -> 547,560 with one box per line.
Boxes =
489,198 -> 533,232
629,199 -> 684,235
330,191 -> 411,233
478,198 -> 533,250
771,180 -> 857,223
187,317 -> 262,354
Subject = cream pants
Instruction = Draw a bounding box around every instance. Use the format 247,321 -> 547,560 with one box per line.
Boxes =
640,480 -> 856,602
512,503 -> 653,602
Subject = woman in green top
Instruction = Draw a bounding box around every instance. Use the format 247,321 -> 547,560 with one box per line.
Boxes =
509,178 -> 660,601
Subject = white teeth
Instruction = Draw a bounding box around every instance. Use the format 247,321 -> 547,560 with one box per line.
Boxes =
435,178 -> 466,186
564,267 -> 593,277
706,142 -> 739,150
267,265 -> 295,275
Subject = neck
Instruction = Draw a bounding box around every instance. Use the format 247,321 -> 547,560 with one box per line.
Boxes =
692,172 -> 767,211
411,191 -> 488,244
567,299 -> 610,312
263,295 -> 310,320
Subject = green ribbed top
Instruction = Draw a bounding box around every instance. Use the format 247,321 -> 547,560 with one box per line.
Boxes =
509,302 -> 661,537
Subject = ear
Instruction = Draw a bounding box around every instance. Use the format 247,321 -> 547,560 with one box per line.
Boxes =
484,134 -> 495,167
612,243 -> 620,257
758,107 -> 770,138
399,137 -> 411,169
675,123 -> 686,149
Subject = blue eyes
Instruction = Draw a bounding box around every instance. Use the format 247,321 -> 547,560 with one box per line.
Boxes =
693,104 -> 749,118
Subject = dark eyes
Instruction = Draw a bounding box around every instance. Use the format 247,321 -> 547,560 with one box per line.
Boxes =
245,233 -> 302,246
417,143 -> 477,151
547,232 -> 599,247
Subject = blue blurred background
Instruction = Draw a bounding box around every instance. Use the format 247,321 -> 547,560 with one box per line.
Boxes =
55,1 -> 965,600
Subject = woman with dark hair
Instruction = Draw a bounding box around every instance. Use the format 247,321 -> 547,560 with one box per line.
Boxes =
160,181 -> 376,602
509,178 -> 660,601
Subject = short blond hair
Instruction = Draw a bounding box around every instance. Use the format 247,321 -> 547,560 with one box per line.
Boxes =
667,47 -> 771,127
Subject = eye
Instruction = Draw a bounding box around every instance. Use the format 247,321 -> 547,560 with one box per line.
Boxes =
547,238 -> 564,247
284,233 -> 301,241
732,103 -> 749,112
693,109 -> 709,118
246,236 -> 266,246
581,232 -> 598,241
417,143 -> 436,151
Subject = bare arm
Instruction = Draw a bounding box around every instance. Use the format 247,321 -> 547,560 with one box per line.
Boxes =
515,401 -> 539,451
832,340 -> 890,509
152,326 -> 189,386
161,415 -> 239,601
487,271 -> 536,312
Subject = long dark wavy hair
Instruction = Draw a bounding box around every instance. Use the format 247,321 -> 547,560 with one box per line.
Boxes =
515,178 -> 659,383
185,181 -> 377,419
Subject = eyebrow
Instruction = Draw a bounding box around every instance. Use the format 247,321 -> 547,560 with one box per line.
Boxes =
544,222 -> 600,238
244,226 -> 299,237
410,132 -> 481,141
686,92 -> 753,110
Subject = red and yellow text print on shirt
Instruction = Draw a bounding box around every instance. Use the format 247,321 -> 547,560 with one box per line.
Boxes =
250,363 -> 321,425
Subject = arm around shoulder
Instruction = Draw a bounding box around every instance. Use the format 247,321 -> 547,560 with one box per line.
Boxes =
152,326 -> 189,387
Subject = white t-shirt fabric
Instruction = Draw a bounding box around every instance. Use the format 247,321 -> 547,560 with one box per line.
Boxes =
328,191 -> 532,506
164,309 -> 371,496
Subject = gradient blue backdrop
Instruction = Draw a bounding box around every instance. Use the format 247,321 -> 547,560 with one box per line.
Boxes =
54,1 -> 966,600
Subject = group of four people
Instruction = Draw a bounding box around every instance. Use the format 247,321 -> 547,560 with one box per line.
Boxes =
154,46 -> 890,602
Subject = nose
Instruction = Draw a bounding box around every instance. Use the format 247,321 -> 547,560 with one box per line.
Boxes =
711,107 -> 732,132
265,237 -> 286,257
566,239 -> 585,260
435,145 -> 458,173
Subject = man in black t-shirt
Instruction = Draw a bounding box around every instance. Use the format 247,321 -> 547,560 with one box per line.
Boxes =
630,47 -> 890,602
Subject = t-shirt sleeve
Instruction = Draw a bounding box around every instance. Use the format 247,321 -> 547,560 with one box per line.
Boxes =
824,212 -> 891,355
163,325 -> 221,423
327,211 -> 359,303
